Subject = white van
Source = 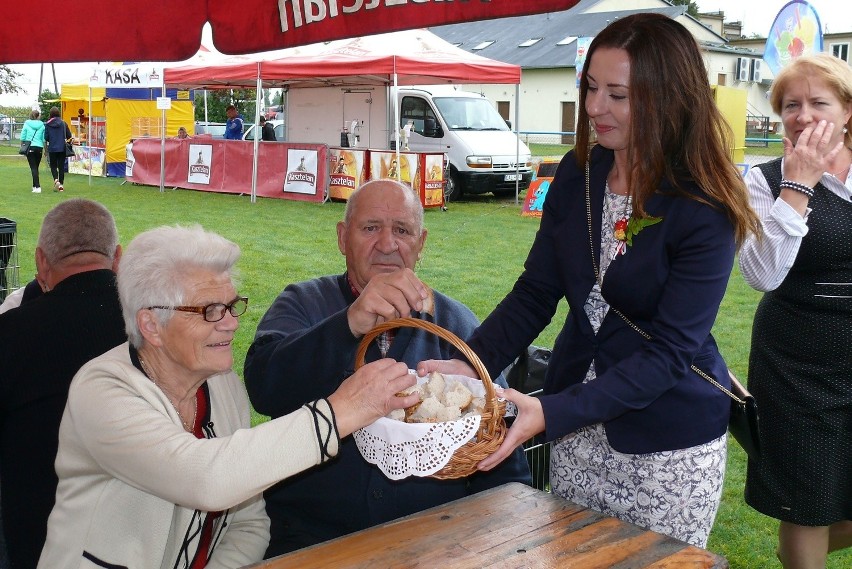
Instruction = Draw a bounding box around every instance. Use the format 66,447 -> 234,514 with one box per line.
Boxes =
397,87 -> 533,200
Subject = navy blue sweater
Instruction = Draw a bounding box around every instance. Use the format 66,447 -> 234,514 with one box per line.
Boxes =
244,274 -> 530,557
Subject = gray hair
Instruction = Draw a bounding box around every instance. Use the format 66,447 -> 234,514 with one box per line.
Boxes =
38,199 -> 118,265
117,225 -> 240,347
343,179 -> 424,233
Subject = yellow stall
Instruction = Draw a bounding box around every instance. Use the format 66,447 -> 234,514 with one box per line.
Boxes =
60,83 -> 194,176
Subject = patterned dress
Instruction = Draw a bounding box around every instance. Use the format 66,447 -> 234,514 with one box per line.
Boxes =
549,185 -> 727,548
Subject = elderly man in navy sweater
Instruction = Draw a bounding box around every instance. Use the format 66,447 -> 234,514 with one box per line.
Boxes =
245,179 -> 530,558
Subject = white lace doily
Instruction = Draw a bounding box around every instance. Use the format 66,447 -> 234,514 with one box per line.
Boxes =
354,373 -> 486,480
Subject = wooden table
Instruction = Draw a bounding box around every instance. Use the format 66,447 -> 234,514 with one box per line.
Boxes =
242,482 -> 727,568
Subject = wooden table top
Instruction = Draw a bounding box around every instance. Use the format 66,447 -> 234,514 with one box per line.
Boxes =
242,482 -> 727,568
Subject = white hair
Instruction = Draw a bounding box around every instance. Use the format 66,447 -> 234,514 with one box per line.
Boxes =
117,225 -> 240,347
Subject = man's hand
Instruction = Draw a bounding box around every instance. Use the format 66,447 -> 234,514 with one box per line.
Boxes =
347,269 -> 428,337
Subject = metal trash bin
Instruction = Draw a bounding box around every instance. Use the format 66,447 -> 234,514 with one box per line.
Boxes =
0,218 -> 18,302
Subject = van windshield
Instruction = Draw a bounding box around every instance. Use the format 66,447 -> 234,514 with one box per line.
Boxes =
433,97 -> 509,131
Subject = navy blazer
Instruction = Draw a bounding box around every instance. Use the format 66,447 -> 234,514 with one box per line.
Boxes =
467,146 -> 734,453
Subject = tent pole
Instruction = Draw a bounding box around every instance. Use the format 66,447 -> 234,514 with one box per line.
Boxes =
514,83 -> 520,205
88,87 -> 92,187
393,70 -> 400,182
160,84 -> 166,193
250,64 -> 262,204
204,89 -> 208,126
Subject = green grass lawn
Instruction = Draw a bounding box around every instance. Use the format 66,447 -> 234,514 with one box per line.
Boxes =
0,151 -> 847,568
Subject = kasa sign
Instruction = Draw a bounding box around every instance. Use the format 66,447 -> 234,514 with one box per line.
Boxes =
90,65 -> 164,88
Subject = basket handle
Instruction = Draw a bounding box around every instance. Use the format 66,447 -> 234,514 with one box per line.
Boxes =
353,317 -> 497,405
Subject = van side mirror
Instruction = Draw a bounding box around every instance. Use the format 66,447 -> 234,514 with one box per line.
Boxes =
505,119 -> 512,129
424,117 -> 442,138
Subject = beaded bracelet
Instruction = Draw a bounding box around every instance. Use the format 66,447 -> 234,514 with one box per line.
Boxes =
779,179 -> 814,198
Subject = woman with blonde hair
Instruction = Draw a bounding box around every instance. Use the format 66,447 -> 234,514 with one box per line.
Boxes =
739,52 -> 852,569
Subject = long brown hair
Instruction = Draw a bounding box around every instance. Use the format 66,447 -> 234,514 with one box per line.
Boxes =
575,13 -> 759,246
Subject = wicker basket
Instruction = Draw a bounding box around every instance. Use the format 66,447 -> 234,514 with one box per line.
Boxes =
354,317 -> 507,479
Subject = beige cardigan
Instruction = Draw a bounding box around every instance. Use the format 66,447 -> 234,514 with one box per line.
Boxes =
38,342 -> 339,569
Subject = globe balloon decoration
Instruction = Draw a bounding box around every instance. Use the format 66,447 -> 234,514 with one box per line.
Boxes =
763,1 -> 823,76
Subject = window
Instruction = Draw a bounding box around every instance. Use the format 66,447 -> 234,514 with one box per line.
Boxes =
557,36 -> 577,46
519,38 -> 542,47
472,41 -> 494,50
400,97 -> 437,134
831,43 -> 849,62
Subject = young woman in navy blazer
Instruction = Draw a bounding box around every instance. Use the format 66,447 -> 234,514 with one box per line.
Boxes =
420,13 -> 759,547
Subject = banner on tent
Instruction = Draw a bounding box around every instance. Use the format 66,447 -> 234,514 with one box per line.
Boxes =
68,145 -> 106,177
125,138 -> 327,202
2,1 -> 581,63
329,148 -> 368,201
284,149 -> 319,195
328,148 -> 442,208
90,66 -> 165,88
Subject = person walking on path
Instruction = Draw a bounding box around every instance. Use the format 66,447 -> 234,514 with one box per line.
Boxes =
20,110 -> 45,193
44,107 -> 72,192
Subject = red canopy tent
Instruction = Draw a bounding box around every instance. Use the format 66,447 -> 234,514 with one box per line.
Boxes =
164,28 -> 524,202
165,28 -> 521,89
1,1 -> 579,64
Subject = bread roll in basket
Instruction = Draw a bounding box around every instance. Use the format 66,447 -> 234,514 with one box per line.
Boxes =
353,317 -> 507,480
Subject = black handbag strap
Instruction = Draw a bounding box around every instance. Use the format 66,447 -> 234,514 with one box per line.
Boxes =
583,160 -> 745,405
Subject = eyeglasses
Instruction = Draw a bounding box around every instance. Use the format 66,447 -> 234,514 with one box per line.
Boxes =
146,296 -> 248,322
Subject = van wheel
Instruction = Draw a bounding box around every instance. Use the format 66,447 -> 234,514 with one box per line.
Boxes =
444,170 -> 463,202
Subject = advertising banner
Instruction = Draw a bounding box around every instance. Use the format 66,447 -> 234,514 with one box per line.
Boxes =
188,144 -> 213,185
763,1 -> 823,76
126,138 -> 326,202
329,148 -> 367,201
370,151 -> 418,187
420,153 -> 445,209
68,146 -> 105,177
89,66 -> 164,88
0,1 -> 581,63
284,149 -> 320,195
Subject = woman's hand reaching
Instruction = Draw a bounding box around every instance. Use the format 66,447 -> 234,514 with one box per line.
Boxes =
478,387 -> 545,471
328,359 -> 418,438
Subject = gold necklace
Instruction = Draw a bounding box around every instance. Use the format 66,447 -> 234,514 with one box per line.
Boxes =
139,357 -> 197,432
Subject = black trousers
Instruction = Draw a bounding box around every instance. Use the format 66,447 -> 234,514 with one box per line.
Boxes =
48,151 -> 66,184
25,148 -> 42,187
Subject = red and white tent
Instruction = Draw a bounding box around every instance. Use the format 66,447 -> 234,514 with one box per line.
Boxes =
165,28 -> 525,202
164,28 -> 521,90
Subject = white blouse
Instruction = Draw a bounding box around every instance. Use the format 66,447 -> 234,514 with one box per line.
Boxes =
738,159 -> 852,292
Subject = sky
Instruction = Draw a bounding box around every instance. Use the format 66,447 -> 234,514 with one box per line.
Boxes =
694,0 -> 848,37
1,1 -> 849,108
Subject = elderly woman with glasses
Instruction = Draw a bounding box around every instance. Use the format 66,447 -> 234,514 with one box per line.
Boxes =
38,225 -> 418,569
